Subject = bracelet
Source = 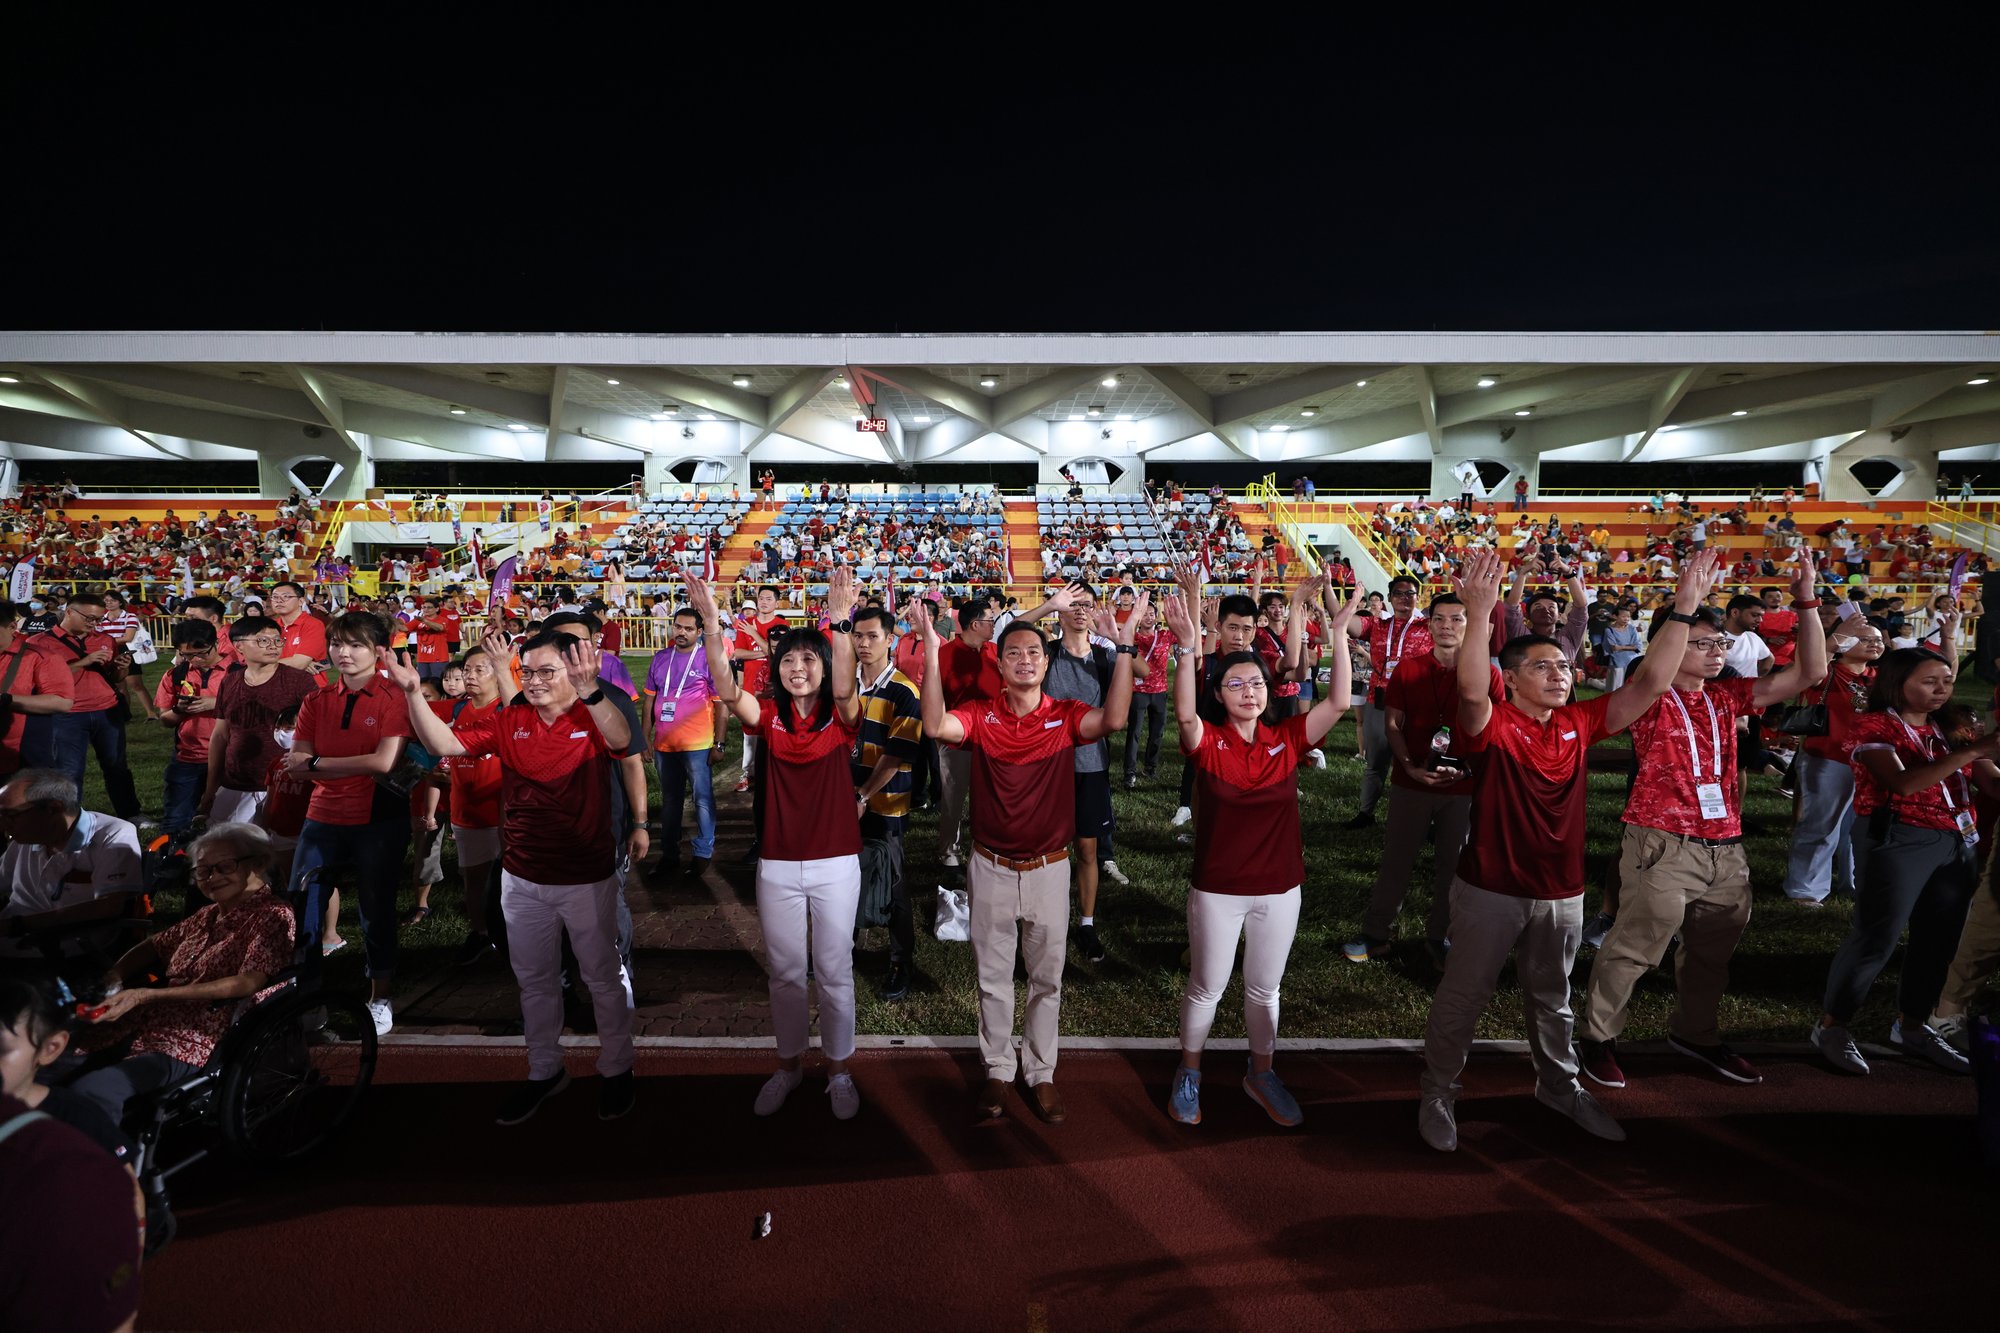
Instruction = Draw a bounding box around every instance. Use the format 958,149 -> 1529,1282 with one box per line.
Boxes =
581,688 -> 605,705
1665,610 -> 1701,625
1172,645 -> 1196,657
1793,599 -> 1822,609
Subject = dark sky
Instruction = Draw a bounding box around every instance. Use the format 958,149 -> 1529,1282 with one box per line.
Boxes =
8,13 -> 1997,334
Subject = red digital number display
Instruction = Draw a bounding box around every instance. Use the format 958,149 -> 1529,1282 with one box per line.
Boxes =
856,417 -> 889,433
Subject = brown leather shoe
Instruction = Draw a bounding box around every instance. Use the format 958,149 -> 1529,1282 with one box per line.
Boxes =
1024,1079 -> 1066,1124
973,1078 -> 1007,1122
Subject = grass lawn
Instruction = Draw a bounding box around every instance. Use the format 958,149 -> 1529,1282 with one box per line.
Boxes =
94,660 -> 1995,1043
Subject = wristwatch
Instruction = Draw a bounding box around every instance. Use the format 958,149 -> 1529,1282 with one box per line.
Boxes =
1172,645 -> 1196,658
1665,611 -> 1701,625
1116,643 -> 1138,656
831,618 -> 853,634
581,688 -> 605,705
307,755 -> 320,773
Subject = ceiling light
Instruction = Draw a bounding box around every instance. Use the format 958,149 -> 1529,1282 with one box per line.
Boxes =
1087,406 -> 1103,417
1971,377 -> 1993,386
485,371 -> 510,384
696,412 -> 717,420
605,378 -> 620,386
1659,424 -> 1680,433
649,413 -> 673,421
1731,409 -> 1749,417
506,423 -> 532,432
1355,379 -> 1368,387
0,374 -> 18,384
1101,376 -> 1119,388
1301,407 -> 1319,417
1476,377 -> 1497,388
1068,413 -> 1085,421
731,375 -> 752,388
979,377 -> 997,388
1515,409 -> 1532,417
1269,423 -> 1291,433
915,414 -> 932,424
834,376 -> 848,387
1116,413 -> 1133,421
659,404 -> 680,415
448,405 -> 466,415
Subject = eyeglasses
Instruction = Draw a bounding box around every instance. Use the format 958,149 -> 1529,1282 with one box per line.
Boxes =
191,857 -> 245,880
1220,678 -> 1268,694
519,666 -> 565,682
241,635 -> 284,648
1686,637 -> 1730,652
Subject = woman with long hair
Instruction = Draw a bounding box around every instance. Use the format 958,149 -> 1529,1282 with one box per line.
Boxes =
1163,575 -> 1360,1127
685,566 -> 866,1120
442,637 -> 515,965
1782,620 -> 1888,904
1815,646 -> 2000,1075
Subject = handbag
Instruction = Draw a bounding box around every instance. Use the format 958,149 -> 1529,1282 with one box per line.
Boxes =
129,625 -> 158,665
1776,668 -> 1838,737
855,837 -> 897,930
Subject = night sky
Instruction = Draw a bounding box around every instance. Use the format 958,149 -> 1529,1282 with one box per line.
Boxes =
7,13 -> 1997,335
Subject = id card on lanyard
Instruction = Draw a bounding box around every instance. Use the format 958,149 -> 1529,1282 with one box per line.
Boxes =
1384,615 -> 1418,677
1898,717 -> 1978,846
657,649 -> 699,725
1666,689 -> 1728,821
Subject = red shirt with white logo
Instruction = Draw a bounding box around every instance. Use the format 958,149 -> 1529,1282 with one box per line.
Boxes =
1131,630 -> 1174,695
1757,606 -> 1799,666
1849,711 -> 1969,833
415,611 -> 460,664
746,706 -> 863,862
437,698 -> 503,830
294,675 -> 413,825
1361,613 -> 1433,686
1457,693 -> 1614,899
280,611 -> 327,664
1384,651 -> 1505,796
27,627 -> 120,713
1622,677 -> 1757,839
452,699 -> 616,883
1186,712 -> 1310,894
948,693 -> 1093,859
740,614 -> 787,698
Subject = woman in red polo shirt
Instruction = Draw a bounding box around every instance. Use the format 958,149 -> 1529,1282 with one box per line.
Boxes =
283,611 -> 413,1037
1162,576 -> 1360,1128
687,568 -> 864,1121
441,643 -> 510,967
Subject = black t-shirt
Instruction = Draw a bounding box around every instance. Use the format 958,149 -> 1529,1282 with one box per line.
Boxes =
19,613 -> 56,636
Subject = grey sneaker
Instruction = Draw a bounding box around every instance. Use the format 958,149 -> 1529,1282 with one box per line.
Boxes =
1243,1068 -> 1304,1127
1535,1084 -> 1626,1142
1418,1095 -> 1458,1152
1891,1019 -> 1971,1075
1931,1013 -> 1971,1057
1813,1023 -> 1870,1075
1100,859 -> 1129,886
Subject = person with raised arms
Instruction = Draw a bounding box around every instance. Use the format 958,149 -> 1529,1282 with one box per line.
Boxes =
1163,575 -> 1359,1128
389,623 -> 637,1125
1417,546 -> 1723,1153
913,587 -> 1141,1126
686,567 -> 869,1120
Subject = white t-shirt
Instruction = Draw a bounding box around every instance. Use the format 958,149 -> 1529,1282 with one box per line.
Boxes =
1724,628 -> 1774,678
0,811 -> 144,956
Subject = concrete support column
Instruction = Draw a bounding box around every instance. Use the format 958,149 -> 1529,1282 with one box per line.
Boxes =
1427,424 -> 1531,503
258,431 -> 370,501
1823,426 -> 1936,504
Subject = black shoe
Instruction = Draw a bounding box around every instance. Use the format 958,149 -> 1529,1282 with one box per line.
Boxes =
1343,810 -> 1376,830
1142,767 -> 1158,781
496,1069 -> 572,1125
686,856 -> 711,878
597,1070 -> 637,1120
883,961 -> 911,1000
1075,923 -> 1107,962
453,931 -> 495,967
648,857 -> 678,883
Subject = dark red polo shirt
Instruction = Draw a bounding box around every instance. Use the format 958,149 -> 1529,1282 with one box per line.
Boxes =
453,698 -> 616,884
294,674 -> 413,826
746,707 -> 862,862
1185,712 -> 1310,894
948,693 -> 1092,858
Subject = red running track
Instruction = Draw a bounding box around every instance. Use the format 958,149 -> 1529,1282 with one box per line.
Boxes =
140,1045 -> 1984,1332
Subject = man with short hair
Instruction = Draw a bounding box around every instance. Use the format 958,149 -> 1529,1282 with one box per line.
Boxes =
0,768 -> 142,961
915,595 -> 1141,1125
933,594 -> 1001,868
152,618 -> 229,836
199,616 -> 321,830
1578,557 -> 1827,1091
413,598 -> 454,682
26,592 -> 142,824
1124,596 -> 1173,789
642,605 -> 723,879
729,585 -> 787,794
393,630 -> 639,1124
1170,584 -> 1262,829
1504,565 -> 1590,662
1345,592 -> 1502,968
1033,583 -> 1123,962
182,594 -> 238,666
851,605 -> 923,999
0,600 -> 75,778
1416,547 -> 1722,1155
1344,575 -> 1434,829
266,580 -> 326,671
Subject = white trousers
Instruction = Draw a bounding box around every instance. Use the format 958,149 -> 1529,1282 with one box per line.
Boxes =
1180,886 -> 1302,1056
756,854 -> 862,1062
501,872 -> 635,1081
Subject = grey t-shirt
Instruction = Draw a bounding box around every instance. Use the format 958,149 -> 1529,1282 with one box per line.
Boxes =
1045,644 -> 1108,773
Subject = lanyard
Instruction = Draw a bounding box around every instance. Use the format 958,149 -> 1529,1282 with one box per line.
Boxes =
661,647 -> 700,701
1896,717 -> 1964,810
1385,615 -> 1418,668
1664,689 -> 1721,780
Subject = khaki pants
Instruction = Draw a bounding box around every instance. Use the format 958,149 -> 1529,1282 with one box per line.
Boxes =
1362,786 -> 1471,942
1581,825 -> 1751,1047
938,746 -> 973,864
1421,878 -> 1584,1103
968,850 -> 1071,1084
1941,865 -> 2000,1012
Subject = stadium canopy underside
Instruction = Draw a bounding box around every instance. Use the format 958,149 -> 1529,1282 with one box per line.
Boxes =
0,331 -> 1995,500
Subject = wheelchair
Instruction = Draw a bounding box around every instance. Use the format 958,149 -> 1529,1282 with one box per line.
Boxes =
43,863 -> 380,1257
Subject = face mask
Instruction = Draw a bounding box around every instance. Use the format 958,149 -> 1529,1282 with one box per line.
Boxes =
1830,634 -> 1858,654
273,727 -> 296,750
896,621 -> 909,635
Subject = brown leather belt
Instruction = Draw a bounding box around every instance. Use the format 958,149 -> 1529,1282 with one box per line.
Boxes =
974,844 -> 1070,873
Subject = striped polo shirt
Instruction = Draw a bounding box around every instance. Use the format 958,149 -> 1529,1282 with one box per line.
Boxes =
852,663 -> 922,835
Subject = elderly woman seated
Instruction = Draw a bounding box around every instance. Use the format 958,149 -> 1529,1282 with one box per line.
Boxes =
60,822 -> 295,1132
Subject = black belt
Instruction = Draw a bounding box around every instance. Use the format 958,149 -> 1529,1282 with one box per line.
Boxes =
1650,831 -> 1743,848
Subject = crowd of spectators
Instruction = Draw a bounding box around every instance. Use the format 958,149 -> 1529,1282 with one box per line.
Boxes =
1,486 -> 320,600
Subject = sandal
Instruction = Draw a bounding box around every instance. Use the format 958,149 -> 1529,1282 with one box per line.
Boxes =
400,906 -> 432,928
321,936 -> 347,956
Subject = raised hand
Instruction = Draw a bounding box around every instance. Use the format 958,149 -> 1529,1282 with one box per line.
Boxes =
1290,573 -> 1326,611
678,565 -> 719,623
480,624 -> 517,665
1175,563 -> 1204,607
825,566 -> 857,624
1321,580 -> 1363,633
1672,547 -> 1725,612
379,644 -> 422,694
561,636 -> 602,695
1162,591 -> 1198,647
1200,594 -> 1220,631
1090,604 -> 1120,642
1453,548 -> 1505,614
1045,583 -> 1080,615
1787,547 -> 1816,602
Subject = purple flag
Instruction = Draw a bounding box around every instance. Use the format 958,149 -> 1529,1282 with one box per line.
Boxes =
488,554 -> 518,611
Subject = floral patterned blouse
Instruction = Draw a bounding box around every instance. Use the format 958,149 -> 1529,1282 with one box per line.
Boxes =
90,890 -> 295,1068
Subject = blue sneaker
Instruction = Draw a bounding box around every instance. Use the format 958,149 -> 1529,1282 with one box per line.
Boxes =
1167,1066 -> 1202,1124
1243,1068 -> 1304,1127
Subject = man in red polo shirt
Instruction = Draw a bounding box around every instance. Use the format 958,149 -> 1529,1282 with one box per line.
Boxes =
1578,558 -> 1827,1090
413,597 -> 455,683
915,596 -> 1138,1126
1756,584 -> 1799,667
1344,575 -> 1433,829
267,580 -> 327,671
728,585 -> 787,794
932,594 -> 1001,869
1345,591 -> 1501,968
393,629 -> 638,1125
0,600 -> 74,778
27,591 -> 142,823
1417,547 -> 1721,1154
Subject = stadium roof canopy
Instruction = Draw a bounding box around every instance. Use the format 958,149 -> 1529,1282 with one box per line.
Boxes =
0,331 -> 1996,495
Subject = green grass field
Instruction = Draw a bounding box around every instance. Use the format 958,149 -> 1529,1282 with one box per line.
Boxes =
95,661 -> 1993,1043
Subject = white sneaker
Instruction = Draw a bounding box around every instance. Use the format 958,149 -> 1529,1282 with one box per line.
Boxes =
1418,1095 -> 1457,1152
827,1072 -> 861,1120
1101,859 -> 1129,886
941,851 -> 961,869
366,999 -> 393,1037
754,1067 -> 803,1116
1535,1084 -> 1626,1142
1307,748 -> 1327,769
1930,1012 -> 1971,1057
1892,1018 -> 1971,1074
1170,806 -> 1193,828
1813,1023 -> 1870,1075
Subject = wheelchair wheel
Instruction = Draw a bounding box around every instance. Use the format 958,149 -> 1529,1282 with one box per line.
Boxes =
217,987 -> 378,1167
